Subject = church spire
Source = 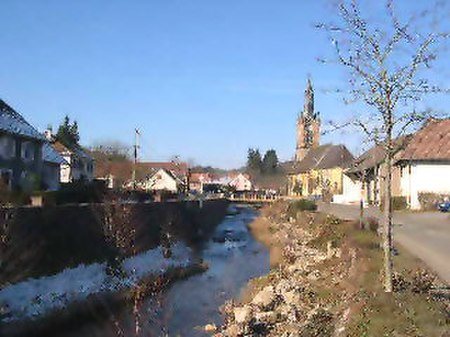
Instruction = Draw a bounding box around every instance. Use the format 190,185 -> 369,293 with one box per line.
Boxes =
303,78 -> 314,118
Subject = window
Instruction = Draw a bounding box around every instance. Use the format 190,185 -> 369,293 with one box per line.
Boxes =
0,169 -> 12,191
21,141 -> 35,162
0,136 -> 16,159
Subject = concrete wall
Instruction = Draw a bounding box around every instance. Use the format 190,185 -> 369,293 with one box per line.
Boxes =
400,161 -> 450,209
0,199 -> 229,285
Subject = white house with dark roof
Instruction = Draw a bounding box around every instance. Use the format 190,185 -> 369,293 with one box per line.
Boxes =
44,129 -> 94,183
0,99 -> 46,191
143,168 -> 186,193
395,119 -> 450,209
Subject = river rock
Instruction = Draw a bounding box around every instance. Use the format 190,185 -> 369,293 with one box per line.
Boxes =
282,290 -> 301,306
275,279 -> 293,295
204,323 -> 217,332
252,286 -> 276,310
234,306 -> 252,324
255,311 -> 278,325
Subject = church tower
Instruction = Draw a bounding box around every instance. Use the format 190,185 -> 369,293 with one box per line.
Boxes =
295,79 -> 320,162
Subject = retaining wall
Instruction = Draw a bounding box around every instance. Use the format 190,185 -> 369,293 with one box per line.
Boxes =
0,199 -> 228,285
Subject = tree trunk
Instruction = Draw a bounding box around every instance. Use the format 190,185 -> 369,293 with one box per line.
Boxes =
383,140 -> 394,292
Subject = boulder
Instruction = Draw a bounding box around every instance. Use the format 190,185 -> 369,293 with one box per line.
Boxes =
252,286 -> 276,310
204,323 -> 217,332
234,306 -> 252,325
283,290 -> 301,306
255,311 -> 278,325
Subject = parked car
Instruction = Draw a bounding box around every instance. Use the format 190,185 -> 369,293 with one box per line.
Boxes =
437,201 -> 450,212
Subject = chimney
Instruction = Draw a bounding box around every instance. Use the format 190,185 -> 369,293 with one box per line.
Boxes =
44,126 -> 53,141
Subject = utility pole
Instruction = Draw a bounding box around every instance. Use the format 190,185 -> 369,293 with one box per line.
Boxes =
132,128 -> 140,190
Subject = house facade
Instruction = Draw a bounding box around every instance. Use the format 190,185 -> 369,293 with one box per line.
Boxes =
396,119 -> 450,209
143,168 -> 185,193
0,100 -> 45,191
229,173 -> 252,191
341,138 -> 408,206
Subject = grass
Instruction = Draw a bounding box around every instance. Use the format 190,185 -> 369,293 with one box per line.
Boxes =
343,226 -> 450,337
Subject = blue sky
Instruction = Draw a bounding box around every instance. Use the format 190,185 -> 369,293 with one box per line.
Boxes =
1,0 -> 449,168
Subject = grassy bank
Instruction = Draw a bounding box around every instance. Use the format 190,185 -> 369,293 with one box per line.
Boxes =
216,201 -> 450,337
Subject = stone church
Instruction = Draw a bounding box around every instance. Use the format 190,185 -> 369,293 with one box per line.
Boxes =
289,79 -> 354,199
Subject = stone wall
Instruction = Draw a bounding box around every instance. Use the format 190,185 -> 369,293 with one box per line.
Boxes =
0,199 -> 228,285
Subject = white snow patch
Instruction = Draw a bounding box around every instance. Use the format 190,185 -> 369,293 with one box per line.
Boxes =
0,242 -> 193,323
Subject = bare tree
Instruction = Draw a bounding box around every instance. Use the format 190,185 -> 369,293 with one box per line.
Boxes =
318,0 -> 449,292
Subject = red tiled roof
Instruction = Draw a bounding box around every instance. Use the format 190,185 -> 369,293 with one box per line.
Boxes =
52,141 -> 70,153
398,119 -> 450,161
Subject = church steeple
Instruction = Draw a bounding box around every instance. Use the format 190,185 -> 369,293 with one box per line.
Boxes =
296,79 -> 320,162
304,78 -> 314,118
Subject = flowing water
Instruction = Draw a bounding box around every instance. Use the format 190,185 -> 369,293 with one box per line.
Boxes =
140,205 -> 270,336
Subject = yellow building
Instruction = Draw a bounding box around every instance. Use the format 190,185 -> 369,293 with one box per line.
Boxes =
288,144 -> 354,201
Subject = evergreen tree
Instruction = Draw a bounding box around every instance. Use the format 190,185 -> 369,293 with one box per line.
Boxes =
262,149 -> 279,175
246,148 -> 262,172
56,115 -> 80,148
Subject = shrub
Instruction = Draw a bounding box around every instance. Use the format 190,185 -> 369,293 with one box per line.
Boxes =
392,272 -> 410,292
287,199 -> 317,217
418,192 -> 450,211
380,196 -> 407,211
410,269 -> 435,294
0,191 -> 31,206
365,216 -> 379,232
44,180 -> 108,205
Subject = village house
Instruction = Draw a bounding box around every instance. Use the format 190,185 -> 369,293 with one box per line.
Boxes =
95,161 -> 188,192
229,172 -> 252,191
143,168 -> 185,193
339,137 -> 410,205
0,99 -> 46,191
395,119 -> 450,209
43,129 -> 95,184
189,172 -> 213,192
338,119 -> 450,210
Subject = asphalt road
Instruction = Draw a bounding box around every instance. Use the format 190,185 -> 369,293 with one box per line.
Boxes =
318,202 -> 450,285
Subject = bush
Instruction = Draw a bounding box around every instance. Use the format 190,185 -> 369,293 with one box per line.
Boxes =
0,191 -> 31,206
410,269 -> 435,294
287,199 -> 317,217
44,180 -> 108,205
365,217 -> 379,232
380,196 -> 407,211
418,192 -> 450,211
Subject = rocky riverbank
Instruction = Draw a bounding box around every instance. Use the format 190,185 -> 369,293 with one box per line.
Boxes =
210,201 -> 450,337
